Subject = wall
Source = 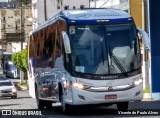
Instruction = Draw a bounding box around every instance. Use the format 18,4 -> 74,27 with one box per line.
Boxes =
36,0 -> 89,25
149,0 -> 160,95
130,0 -> 142,28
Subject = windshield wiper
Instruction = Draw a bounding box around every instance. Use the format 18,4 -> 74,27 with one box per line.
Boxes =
108,47 -> 127,75
110,53 -> 127,74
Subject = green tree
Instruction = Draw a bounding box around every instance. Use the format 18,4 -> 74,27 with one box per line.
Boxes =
18,0 -> 30,5
12,50 -> 28,81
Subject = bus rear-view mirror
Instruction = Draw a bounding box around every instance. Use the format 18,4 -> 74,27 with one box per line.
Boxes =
138,29 -> 150,61
137,29 -> 150,50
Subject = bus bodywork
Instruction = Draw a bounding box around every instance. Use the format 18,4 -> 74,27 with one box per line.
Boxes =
28,9 -> 148,112
2,52 -> 19,78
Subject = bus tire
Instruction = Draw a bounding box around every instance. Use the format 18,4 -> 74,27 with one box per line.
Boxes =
60,88 -> 72,114
35,87 -> 44,109
45,101 -> 52,109
116,102 -> 129,111
37,99 -> 45,109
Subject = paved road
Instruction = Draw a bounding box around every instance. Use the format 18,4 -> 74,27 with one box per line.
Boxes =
0,73 -> 160,118
0,90 -> 37,109
0,90 -> 160,118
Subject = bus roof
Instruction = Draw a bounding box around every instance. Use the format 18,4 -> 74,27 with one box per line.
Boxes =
3,52 -> 13,55
61,8 -> 131,20
31,8 -> 131,35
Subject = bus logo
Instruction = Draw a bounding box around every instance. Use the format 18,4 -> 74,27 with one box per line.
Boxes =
106,80 -> 114,86
108,86 -> 113,91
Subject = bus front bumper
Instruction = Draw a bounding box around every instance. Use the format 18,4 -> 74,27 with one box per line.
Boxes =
66,83 -> 143,105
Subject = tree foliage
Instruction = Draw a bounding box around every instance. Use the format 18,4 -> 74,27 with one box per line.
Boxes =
18,0 -> 30,5
12,50 -> 27,72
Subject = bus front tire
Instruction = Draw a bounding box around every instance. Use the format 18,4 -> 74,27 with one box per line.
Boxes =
116,102 -> 129,111
60,90 -> 72,114
62,103 -> 72,114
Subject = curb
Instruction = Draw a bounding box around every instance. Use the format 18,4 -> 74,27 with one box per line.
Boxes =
143,93 -> 160,101
19,86 -> 28,90
15,84 -> 28,91
143,93 -> 151,101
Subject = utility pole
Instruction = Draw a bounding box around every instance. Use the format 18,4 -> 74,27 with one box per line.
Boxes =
20,2 -> 23,50
44,0 -> 47,21
20,2 -> 24,83
95,0 -> 96,8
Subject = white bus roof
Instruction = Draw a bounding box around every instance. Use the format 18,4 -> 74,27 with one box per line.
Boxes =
61,8 -> 131,20
31,8 -> 131,35
3,52 -> 14,55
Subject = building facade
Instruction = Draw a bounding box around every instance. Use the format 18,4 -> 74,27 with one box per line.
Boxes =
90,0 -> 120,8
31,0 -> 90,28
0,2 -> 32,52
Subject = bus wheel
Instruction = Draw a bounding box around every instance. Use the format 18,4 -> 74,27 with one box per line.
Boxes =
35,89 -> 44,109
45,101 -> 52,109
116,102 -> 129,111
60,90 -> 71,114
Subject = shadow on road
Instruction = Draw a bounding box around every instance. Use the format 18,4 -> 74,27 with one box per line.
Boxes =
0,104 -> 20,107
37,101 -> 160,116
39,105 -> 119,116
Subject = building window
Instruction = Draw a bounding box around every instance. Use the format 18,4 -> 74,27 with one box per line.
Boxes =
8,16 -> 13,18
26,24 -> 32,26
64,6 -> 69,10
16,24 -> 18,30
57,5 -> 60,9
80,5 -> 85,9
124,10 -> 129,13
120,0 -> 128,3
3,24 -> 5,30
3,17 -> 5,22
73,6 -> 76,9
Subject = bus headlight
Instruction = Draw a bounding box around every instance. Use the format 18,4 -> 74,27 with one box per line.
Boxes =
72,82 -> 90,90
133,79 -> 143,86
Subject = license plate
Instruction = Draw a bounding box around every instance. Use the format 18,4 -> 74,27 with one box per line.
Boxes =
105,94 -> 117,99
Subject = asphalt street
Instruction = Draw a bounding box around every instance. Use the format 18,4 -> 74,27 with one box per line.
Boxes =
0,71 -> 160,118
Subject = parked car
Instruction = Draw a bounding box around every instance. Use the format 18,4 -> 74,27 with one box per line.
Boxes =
0,79 -> 17,99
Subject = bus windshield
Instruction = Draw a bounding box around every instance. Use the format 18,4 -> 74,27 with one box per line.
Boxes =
69,24 -> 141,75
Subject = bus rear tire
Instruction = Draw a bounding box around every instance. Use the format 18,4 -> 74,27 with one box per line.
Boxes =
37,99 -> 45,109
35,88 -> 45,109
116,102 -> 129,111
45,101 -> 52,109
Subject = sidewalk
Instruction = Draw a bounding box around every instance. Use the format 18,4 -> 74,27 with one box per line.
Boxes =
143,93 -> 160,101
10,79 -> 28,91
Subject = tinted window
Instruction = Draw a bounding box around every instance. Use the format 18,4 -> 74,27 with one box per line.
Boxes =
0,81 -> 12,86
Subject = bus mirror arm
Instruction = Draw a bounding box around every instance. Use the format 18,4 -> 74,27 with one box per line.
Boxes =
62,31 -> 71,54
137,29 -> 150,50
138,29 -> 150,62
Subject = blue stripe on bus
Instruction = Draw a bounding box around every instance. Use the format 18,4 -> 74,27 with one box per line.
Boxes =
66,18 -> 132,25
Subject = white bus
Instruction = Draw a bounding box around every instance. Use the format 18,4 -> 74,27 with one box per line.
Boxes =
28,8 -> 148,113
